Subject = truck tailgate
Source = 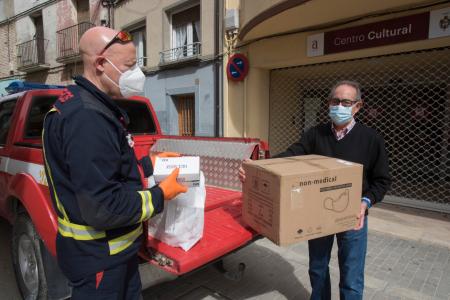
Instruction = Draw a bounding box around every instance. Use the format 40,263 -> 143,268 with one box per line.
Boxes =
145,186 -> 257,275
142,137 -> 268,276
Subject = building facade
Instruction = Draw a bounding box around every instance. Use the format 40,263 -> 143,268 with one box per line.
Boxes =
114,0 -> 223,137
223,0 -> 450,212
0,0 -> 108,93
0,0 -> 18,95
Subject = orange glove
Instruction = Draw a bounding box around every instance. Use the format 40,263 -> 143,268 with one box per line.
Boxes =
158,168 -> 188,200
151,152 -> 181,167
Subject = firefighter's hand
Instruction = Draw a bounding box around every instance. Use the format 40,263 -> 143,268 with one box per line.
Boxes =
159,168 -> 188,200
354,202 -> 368,230
238,159 -> 251,183
151,152 -> 181,167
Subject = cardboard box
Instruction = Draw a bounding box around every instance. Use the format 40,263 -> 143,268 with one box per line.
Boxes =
153,156 -> 200,187
242,155 -> 363,246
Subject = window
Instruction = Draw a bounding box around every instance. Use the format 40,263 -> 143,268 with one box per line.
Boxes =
24,96 -> 57,139
0,100 -> 17,145
114,100 -> 156,134
171,5 -> 200,60
175,94 -> 195,136
130,26 -> 146,67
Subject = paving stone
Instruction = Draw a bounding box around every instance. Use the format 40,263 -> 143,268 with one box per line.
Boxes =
140,232 -> 449,299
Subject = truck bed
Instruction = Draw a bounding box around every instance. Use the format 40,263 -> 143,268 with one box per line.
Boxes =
144,186 -> 257,275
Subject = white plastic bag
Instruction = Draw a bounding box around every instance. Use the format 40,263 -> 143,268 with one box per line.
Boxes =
147,172 -> 206,251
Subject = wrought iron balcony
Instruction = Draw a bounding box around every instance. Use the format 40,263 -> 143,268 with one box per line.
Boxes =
16,38 -> 49,72
56,22 -> 94,63
159,42 -> 201,65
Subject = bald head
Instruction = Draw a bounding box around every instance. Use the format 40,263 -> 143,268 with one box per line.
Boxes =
79,27 -> 117,56
78,26 -> 137,97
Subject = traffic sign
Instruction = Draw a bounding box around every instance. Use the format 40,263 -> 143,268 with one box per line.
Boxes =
226,54 -> 249,82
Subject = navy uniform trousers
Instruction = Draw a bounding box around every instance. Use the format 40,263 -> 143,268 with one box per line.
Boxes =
70,256 -> 142,300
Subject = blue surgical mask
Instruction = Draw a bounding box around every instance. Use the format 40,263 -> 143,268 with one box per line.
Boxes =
329,105 -> 353,125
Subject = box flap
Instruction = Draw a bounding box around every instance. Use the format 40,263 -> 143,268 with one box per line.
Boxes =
244,155 -> 361,177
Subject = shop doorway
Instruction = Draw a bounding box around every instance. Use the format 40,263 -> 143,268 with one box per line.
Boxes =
269,47 -> 450,212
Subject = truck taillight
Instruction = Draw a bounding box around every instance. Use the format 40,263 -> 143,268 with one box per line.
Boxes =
258,141 -> 270,159
259,149 -> 266,160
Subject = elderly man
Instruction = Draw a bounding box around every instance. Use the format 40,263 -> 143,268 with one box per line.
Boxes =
239,81 -> 391,300
42,27 -> 187,299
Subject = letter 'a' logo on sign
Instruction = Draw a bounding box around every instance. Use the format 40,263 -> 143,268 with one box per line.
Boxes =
307,33 -> 324,57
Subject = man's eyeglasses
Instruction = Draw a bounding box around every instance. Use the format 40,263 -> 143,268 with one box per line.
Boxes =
329,98 -> 359,107
99,31 -> 133,55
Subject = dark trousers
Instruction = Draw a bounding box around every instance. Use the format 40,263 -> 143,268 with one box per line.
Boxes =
308,218 -> 368,300
70,256 -> 142,300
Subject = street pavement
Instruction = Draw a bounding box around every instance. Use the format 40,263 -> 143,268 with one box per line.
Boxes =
1,204 -> 449,300
142,230 -> 450,300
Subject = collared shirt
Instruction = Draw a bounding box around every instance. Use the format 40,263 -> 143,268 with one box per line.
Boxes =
331,119 -> 356,141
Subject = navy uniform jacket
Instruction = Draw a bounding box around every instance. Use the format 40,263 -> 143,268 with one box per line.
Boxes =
42,76 -> 164,281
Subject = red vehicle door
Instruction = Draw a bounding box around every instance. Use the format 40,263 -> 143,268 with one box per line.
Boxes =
0,94 -> 21,219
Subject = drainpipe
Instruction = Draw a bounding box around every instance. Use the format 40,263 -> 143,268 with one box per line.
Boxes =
7,18 -> 11,75
213,0 -> 222,137
101,0 -> 116,28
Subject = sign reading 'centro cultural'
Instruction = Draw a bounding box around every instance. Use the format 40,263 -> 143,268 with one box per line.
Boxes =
326,12 -> 429,53
307,7 -> 450,57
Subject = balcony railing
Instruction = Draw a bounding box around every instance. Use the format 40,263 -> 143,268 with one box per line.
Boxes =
56,22 -> 94,63
16,38 -> 49,72
159,42 -> 201,65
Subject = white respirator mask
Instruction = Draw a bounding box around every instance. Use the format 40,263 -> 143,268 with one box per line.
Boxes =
104,57 -> 145,98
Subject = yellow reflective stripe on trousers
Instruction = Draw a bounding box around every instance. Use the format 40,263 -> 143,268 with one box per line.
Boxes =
58,217 -> 106,240
108,223 -> 143,255
42,108 -> 69,221
138,191 -> 154,222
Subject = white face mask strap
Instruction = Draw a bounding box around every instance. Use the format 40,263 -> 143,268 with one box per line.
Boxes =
102,57 -> 122,88
104,57 -> 123,75
103,72 -> 120,88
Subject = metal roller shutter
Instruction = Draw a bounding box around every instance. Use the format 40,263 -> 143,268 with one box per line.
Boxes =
269,47 -> 450,212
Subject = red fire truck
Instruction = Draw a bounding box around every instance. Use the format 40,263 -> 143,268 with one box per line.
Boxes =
0,85 -> 268,299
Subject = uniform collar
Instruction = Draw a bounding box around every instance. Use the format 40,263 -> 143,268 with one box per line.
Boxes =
73,76 -> 130,126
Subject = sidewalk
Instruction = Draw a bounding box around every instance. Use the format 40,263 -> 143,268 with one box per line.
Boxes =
143,203 -> 450,300
369,203 -> 450,249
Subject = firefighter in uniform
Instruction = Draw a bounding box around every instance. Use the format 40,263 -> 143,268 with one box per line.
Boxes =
42,27 -> 187,299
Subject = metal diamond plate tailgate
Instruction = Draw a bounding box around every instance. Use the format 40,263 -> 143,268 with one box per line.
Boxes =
150,137 -> 260,190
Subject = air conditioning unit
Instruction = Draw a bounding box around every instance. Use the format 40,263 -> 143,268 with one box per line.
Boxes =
225,8 -> 239,31
100,8 -> 108,26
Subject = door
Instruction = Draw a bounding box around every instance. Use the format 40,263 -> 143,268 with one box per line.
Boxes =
175,94 -> 195,136
0,98 -> 18,217
33,15 -> 45,64
76,0 -> 90,23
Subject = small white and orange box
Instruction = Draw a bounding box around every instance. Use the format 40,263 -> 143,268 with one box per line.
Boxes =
153,156 -> 201,187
